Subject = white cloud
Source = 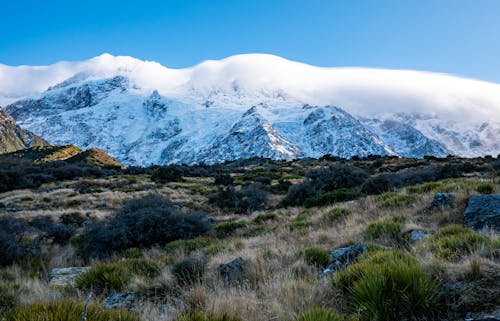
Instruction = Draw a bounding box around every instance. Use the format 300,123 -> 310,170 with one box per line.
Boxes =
1,53 -> 499,123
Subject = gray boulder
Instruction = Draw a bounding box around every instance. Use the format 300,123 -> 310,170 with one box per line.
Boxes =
323,243 -> 367,274
218,257 -> 246,282
408,229 -> 428,242
49,266 -> 90,286
104,292 -> 136,309
464,194 -> 500,232
427,193 -> 455,211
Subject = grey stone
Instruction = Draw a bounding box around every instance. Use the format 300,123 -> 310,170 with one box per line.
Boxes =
409,229 -> 428,242
49,266 -> 90,286
218,257 -> 245,282
464,194 -> 500,232
427,193 -> 455,211
323,243 -> 367,274
104,292 -> 136,309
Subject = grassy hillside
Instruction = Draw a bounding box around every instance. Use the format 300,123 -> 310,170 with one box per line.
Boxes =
0,155 -> 498,321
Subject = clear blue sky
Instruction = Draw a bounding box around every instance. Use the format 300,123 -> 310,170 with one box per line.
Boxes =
1,0 -> 499,83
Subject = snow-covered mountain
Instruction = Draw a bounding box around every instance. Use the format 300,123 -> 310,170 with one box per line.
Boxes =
1,53 -> 499,165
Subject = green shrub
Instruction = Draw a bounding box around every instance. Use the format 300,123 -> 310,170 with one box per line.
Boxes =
476,182 -> 495,194
214,221 -> 248,236
123,247 -> 142,259
0,283 -> 20,315
289,214 -> 313,231
165,237 -> 221,255
333,250 -> 437,321
365,220 -> 402,244
304,246 -> 330,268
406,182 -> 442,194
295,307 -> 341,321
124,258 -> 161,278
171,256 -> 208,285
6,300 -> 139,321
429,225 -> 489,260
322,208 -> 350,224
177,312 -> 242,321
66,199 -> 81,207
253,213 -> 277,224
376,192 -> 416,208
75,262 -> 131,295
304,188 -> 361,208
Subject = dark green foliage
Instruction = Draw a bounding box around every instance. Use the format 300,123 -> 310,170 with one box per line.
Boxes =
59,212 -> 86,227
360,174 -> 400,194
429,225 -> 490,260
76,262 -> 132,295
80,195 -> 212,258
165,237 -> 221,255
269,179 -> 292,194
365,220 -> 403,245
295,307 -> 341,321
124,258 -> 161,278
304,246 -> 330,268
0,216 -> 40,267
171,256 -> 208,285
253,213 -> 277,224
30,215 -> 74,245
282,164 -> 368,207
476,182 -> 495,194
376,192 -> 416,207
5,300 -> 139,321
303,188 -> 361,208
214,221 -> 248,236
209,183 -> 269,213
322,208 -> 350,224
213,173 -> 234,186
0,281 -> 20,315
151,165 -> 184,182
333,250 -> 437,321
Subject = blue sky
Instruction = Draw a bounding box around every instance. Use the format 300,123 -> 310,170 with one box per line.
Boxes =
1,0 -> 499,83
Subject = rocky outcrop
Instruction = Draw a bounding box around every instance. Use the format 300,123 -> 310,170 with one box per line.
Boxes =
427,193 -> 455,211
323,243 -> 367,274
464,194 -> 500,232
0,108 -> 48,154
104,292 -> 136,309
217,257 -> 246,282
49,267 -> 90,286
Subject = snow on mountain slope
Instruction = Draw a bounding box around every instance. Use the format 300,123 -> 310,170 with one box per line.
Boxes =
2,53 -> 500,164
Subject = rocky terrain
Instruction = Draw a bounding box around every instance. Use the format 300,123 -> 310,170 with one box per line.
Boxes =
0,154 -> 498,321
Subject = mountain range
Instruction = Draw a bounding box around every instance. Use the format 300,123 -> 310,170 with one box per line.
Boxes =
1,53 -> 499,165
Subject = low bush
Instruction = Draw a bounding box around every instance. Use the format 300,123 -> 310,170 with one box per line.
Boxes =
406,181 -> 442,194
304,188 -> 361,208
322,208 -> 350,224
0,282 -> 20,315
214,221 -> 248,236
30,215 -> 74,245
171,256 -> 208,285
59,212 -> 86,227
165,237 -> 220,254
333,250 -> 437,321
75,262 -> 131,295
5,300 -> 139,321
124,258 -> 161,278
476,182 -> 495,194
289,214 -> 313,231
376,192 -> 416,208
304,246 -> 330,268
253,213 -> 277,224
429,225 -> 490,260
360,174 -> 399,195
151,165 -> 184,182
364,220 -> 403,244
0,216 -> 40,267
213,173 -> 234,186
295,307 -> 341,321
80,195 -> 212,258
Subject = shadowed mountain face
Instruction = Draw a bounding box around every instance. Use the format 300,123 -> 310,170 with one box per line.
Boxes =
0,108 -> 49,154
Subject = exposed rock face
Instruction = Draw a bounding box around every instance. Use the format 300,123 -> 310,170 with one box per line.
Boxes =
323,243 -> 367,274
464,194 -> 500,232
0,108 -> 48,154
427,193 -> 455,211
217,257 -> 246,282
49,267 -> 90,286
